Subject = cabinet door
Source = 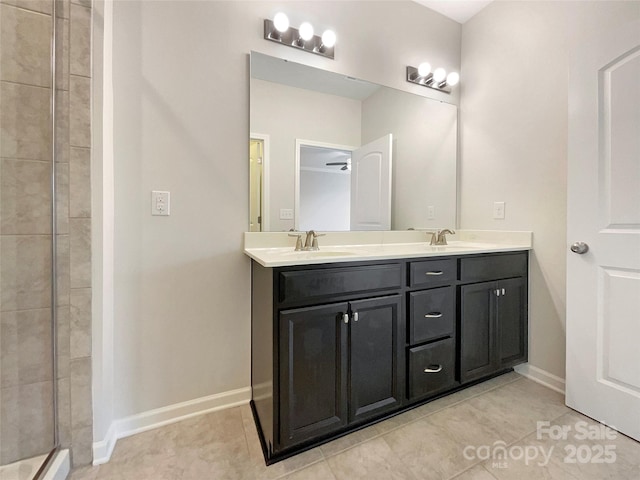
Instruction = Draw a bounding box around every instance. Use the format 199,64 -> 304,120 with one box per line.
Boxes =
497,277 -> 527,368
460,282 -> 497,383
349,295 -> 403,423
279,303 -> 348,448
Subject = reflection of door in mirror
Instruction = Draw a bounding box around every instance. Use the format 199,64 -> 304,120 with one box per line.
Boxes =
297,142 -> 353,232
296,135 -> 392,231
249,134 -> 270,231
351,134 -> 392,231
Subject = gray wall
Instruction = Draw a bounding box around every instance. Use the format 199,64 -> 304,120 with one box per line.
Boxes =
108,0 -> 460,430
251,78 -> 361,232
361,87 -> 458,230
460,0 -> 640,380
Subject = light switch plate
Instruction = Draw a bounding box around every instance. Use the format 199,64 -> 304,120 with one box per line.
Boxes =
280,208 -> 294,220
493,201 -> 505,219
152,191 -> 170,216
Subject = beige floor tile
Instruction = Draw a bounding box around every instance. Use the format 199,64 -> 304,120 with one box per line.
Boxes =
452,465 -> 498,480
319,424 -> 379,458
68,376 -> 640,480
426,400 -> 522,447
108,424 -> 178,465
68,465 -> 100,480
240,405 -> 267,463
483,410 -> 640,480
239,403 -> 326,479
96,452 -> 182,480
172,445 -> 254,480
383,416 -> 477,480
252,448 -> 325,480
169,407 -> 246,449
409,391 -> 465,418
326,437 -> 415,480
466,379 -> 568,440
470,371 -> 523,392
282,460 -> 337,480
373,407 -> 425,435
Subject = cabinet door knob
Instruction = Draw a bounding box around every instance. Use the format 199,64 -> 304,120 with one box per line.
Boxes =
424,365 -> 443,373
343,313 -> 349,324
502,288 -> 506,295
424,312 -> 443,318
353,312 -> 359,322
425,271 -> 444,276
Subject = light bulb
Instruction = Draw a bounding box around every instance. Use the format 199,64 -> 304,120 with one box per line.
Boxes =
417,62 -> 431,77
273,12 -> 289,33
321,29 -> 336,48
446,72 -> 459,86
433,68 -> 446,83
299,22 -> 314,41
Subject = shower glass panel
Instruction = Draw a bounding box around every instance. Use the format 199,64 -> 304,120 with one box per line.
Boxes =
0,0 -> 60,477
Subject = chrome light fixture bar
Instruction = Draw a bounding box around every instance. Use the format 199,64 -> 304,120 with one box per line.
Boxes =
264,14 -> 335,59
406,63 -> 459,94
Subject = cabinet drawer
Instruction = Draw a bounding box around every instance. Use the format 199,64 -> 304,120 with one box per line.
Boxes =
279,264 -> 402,304
408,287 -> 455,344
408,259 -> 456,288
460,253 -> 527,283
408,338 -> 456,400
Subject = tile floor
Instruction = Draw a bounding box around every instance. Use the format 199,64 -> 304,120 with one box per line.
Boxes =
68,372 -> 640,480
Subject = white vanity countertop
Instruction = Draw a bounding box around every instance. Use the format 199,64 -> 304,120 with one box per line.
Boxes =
244,230 -> 532,268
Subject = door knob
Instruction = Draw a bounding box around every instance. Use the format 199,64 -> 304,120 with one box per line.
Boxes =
570,242 -> 589,254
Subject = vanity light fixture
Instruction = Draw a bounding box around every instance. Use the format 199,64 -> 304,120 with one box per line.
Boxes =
406,62 -> 459,94
264,13 -> 336,59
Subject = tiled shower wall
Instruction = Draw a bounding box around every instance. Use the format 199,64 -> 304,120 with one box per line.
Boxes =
0,0 -> 92,466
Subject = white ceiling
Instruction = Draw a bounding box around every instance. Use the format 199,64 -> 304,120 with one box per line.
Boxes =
413,0 -> 493,24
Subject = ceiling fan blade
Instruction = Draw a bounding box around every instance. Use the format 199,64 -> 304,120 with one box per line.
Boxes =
326,162 -> 348,166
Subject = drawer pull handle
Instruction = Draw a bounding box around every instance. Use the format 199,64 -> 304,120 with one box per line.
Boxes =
424,365 -> 443,373
343,313 -> 349,324
424,312 -> 443,318
425,271 -> 444,276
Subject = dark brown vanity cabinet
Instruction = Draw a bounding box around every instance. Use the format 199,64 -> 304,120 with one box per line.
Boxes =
406,258 -> 457,401
252,261 -> 405,458
279,294 -> 403,449
459,253 -> 528,384
251,251 -> 528,464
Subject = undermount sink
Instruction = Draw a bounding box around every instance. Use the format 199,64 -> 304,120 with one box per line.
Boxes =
282,250 -> 357,258
422,242 -> 490,251
425,245 -> 478,251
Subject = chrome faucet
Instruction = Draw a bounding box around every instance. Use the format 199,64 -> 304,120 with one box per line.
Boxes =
288,230 -> 325,251
288,232 -> 304,251
303,230 -> 325,250
427,229 -> 456,246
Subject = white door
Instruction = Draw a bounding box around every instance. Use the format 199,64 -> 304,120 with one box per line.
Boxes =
350,134 -> 392,230
566,19 -> 640,441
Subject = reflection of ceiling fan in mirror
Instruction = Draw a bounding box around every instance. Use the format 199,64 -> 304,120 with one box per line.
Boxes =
326,159 -> 351,171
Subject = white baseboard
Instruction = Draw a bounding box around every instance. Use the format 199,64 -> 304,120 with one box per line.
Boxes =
92,386 -> 251,465
43,449 -> 70,480
92,421 -> 118,466
514,363 -> 566,395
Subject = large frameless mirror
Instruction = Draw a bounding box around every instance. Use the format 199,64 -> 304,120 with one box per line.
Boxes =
249,51 -> 458,232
